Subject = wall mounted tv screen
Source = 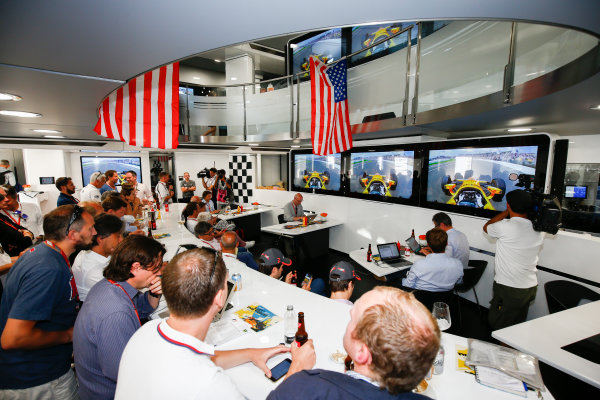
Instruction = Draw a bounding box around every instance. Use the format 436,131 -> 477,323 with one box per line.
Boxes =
350,150 -> 414,199
426,145 -> 539,212
80,156 -> 142,186
291,28 -> 342,76
292,153 -> 342,192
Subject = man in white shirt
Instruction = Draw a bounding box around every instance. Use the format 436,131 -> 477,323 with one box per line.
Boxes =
80,172 -> 106,203
0,185 -> 44,237
194,221 -> 222,250
429,212 -> 470,268
484,190 -> 544,330
72,214 -> 124,301
155,172 -> 174,206
115,247 -> 314,400
124,170 -> 153,204
0,160 -> 16,187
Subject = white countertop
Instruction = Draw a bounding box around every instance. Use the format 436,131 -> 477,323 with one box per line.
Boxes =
349,248 -> 424,277
216,205 -> 276,221
261,219 -> 343,236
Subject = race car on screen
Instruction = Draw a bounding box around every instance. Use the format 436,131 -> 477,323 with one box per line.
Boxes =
303,170 -> 330,189
441,175 -> 506,210
361,25 -> 402,57
359,173 -> 397,196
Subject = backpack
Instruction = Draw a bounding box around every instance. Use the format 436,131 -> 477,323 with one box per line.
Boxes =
0,170 -> 24,192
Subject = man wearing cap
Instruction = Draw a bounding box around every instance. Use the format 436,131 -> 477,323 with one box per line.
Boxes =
283,193 -> 305,222
80,172 -> 106,203
329,261 -> 361,306
258,248 -> 325,295
484,190 -> 544,330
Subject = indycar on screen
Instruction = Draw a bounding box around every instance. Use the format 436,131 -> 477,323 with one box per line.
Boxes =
359,173 -> 397,197
303,170 -> 330,189
441,175 -> 506,210
361,25 -> 401,57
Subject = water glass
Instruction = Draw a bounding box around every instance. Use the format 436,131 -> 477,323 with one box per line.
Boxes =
432,302 -> 451,331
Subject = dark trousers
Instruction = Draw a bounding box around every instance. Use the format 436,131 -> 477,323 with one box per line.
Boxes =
488,281 -> 537,331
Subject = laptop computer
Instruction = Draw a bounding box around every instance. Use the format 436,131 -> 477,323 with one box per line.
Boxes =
306,214 -> 317,222
376,243 -> 412,268
406,236 -> 426,256
213,280 -> 235,322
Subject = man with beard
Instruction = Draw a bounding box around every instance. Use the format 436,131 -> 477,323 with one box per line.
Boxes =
0,205 -> 96,399
56,177 -> 79,206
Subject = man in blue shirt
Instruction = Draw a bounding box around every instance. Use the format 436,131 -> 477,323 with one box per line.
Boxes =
56,177 -> 79,206
99,169 -> 120,195
431,212 -> 470,268
73,235 -> 165,400
402,228 -> 463,292
0,205 -> 96,399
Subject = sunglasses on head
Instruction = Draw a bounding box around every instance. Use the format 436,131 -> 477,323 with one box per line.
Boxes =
65,205 -> 83,236
202,247 -> 221,284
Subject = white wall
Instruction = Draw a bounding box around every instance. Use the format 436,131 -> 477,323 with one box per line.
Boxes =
260,154 -> 286,187
172,152 -> 229,199
22,149 -> 67,214
564,134 -> 600,163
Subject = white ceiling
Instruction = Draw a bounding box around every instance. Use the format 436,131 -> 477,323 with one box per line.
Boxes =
0,1 -> 598,145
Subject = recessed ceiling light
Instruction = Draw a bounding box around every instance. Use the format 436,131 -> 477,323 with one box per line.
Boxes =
291,145 -> 301,148
32,129 -> 62,133
230,77 -> 238,81
0,93 -> 22,101
249,143 -> 259,146
0,110 -> 41,118
43,135 -> 66,139
589,105 -> 600,110
506,127 -> 532,132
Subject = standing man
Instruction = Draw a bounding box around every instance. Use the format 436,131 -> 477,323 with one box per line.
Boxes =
283,193 -> 305,222
0,184 -> 44,238
484,190 -> 544,330
100,170 -> 119,195
80,172 -> 106,203
180,172 -> 196,203
0,190 -> 33,257
115,247 -> 302,399
124,170 -> 153,204
0,160 -> 16,187
156,172 -> 175,206
0,205 -> 96,399
73,235 -> 165,400
201,168 -> 218,201
268,287 -> 440,399
56,177 -> 79,206
431,212 -> 470,268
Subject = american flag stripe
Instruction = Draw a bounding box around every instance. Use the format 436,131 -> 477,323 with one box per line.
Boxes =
95,63 -> 179,149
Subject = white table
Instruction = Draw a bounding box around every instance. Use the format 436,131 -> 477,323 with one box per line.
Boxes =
349,248 -> 424,278
216,205 -> 275,221
261,219 -> 343,236
217,205 -> 276,240
493,300 -> 600,389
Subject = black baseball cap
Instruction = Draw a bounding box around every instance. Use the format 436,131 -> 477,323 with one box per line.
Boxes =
329,261 -> 361,281
259,248 -> 292,267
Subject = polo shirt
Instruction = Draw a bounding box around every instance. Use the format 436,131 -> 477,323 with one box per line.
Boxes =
402,253 -> 464,292
115,319 -> 244,399
80,183 -> 102,203
446,228 -> 470,268
197,238 -> 221,251
203,199 -> 216,213
221,252 -> 248,273
135,182 -> 153,203
486,217 -> 544,289
283,201 -> 303,222
73,279 -> 155,400
155,181 -> 172,204
72,250 -> 109,302
0,243 -> 79,389
99,183 -> 118,195
57,192 -> 79,206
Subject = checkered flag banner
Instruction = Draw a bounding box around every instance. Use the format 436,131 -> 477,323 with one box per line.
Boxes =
228,154 -> 255,204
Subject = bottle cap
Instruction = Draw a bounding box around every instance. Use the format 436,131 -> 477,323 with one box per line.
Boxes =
287,305 -> 294,310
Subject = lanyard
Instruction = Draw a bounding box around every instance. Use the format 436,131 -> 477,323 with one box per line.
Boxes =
157,323 -> 208,355
0,214 -> 21,232
44,240 -> 80,302
107,280 -> 141,326
200,239 -> 215,249
293,204 -> 297,215
2,208 -> 21,226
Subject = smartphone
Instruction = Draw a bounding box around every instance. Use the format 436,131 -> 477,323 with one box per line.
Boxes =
302,273 -> 312,287
268,358 -> 292,381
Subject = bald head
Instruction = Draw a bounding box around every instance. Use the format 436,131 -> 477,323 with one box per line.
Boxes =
292,193 -> 303,206
220,231 -> 238,253
190,196 -> 201,203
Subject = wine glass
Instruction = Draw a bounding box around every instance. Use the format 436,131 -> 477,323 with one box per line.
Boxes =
432,302 -> 451,331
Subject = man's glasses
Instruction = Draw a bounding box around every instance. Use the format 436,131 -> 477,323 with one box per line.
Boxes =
65,205 -> 83,236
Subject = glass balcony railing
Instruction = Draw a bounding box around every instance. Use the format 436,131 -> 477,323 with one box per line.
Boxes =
179,20 -> 599,143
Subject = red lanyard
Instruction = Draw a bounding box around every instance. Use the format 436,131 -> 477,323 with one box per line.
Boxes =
2,208 -> 21,226
0,215 -> 21,231
200,239 -> 215,249
293,204 -> 297,215
44,240 -> 80,302
107,280 -> 141,326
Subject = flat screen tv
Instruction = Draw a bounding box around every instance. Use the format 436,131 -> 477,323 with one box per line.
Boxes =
80,156 -> 142,186
349,150 -> 414,199
426,145 -> 540,212
292,153 -> 342,192
289,28 -> 342,76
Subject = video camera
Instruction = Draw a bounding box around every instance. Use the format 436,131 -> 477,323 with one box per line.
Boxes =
509,173 -> 562,234
197,168 -> 210,179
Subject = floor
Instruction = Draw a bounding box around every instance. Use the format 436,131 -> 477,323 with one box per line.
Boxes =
249,232 -> 600,400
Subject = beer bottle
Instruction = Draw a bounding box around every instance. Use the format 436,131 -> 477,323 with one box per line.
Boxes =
295,312 -> 308,346
366,244 -> 372,262
411,229 -> 415,238
151,211 -> 157,230
147,226 -> 152,238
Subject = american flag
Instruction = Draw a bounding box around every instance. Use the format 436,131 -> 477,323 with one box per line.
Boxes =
310,56 -> 353,155
94,63 -> 179,149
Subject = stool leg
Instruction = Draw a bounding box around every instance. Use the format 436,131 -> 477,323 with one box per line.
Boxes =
455,291 -> 463,329
472,288 -> 482,317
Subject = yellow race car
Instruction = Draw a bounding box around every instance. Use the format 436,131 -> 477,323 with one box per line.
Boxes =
303,170 -> 330,189
441,175 -> 506,210
359,173 -> 397,197
362,25 -> 402,57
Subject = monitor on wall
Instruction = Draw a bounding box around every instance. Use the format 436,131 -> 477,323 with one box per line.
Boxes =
291,152 -> 342,193
288,28 -> 343,76
80,156 -> 142,186
349,150 -> 415,200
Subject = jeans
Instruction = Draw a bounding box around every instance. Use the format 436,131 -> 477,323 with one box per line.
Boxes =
0,369 -> 79,400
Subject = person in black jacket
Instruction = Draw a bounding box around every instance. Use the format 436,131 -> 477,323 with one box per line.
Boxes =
267,287 -> 440,400
0,191 -> 33,257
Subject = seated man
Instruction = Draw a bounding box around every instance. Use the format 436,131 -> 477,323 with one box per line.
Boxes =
0,184 -> 44,238
80,200 -> 104,217
258,248 -> 326,296
431,212 -> 469,268
220,231 -> 258,271
267,287 -> 440,399
120,184 -> 142,217
194,221 -> 222,250
201,190 -> 219,214
115,247 -> 309,399
402,229 -> 463,292
73,235 -> 165,400
329,261 -> 361,306
72,214 -> 124,301
283,193 -> 304,222
80,172 -> 106,203
102,196 -> 143,235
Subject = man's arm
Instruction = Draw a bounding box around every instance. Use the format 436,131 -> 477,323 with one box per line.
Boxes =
283,203 -> 295,222
483,210 -> 509,233
212,345 -> 290,377
1,319 -> 73,350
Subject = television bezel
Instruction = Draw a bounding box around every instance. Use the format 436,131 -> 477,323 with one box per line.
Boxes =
290,149 -> 344,195
80,156 -> 143,187
286,28 -> 346,77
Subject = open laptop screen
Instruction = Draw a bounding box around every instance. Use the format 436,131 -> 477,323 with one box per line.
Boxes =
213,280 -> 235,322
377,243 -> 400,260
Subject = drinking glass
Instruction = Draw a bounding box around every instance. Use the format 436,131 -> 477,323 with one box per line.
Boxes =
432,302 -> 451,331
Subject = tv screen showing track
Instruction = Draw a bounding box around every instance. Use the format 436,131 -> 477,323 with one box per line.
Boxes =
292,28 -> 342,76
293,153 -> 341,191
80,156 -> 142,186
427,146 -> 538,211
350,151 -> 414,199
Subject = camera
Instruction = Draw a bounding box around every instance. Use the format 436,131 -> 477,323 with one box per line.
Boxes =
510,173 -> 562,234
197,168 -> 210,179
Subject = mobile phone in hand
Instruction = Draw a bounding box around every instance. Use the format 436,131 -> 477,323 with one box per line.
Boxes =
302,273 -> 312,287
268,358 -> 292,381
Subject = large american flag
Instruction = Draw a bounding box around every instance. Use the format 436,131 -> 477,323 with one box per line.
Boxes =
94,63 -> 179,149
310,56 -> 353,155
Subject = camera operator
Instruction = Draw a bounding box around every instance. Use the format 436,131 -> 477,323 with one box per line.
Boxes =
215,169 -> 232,209
201,168 -> 218,202
483,190 -> 544,331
